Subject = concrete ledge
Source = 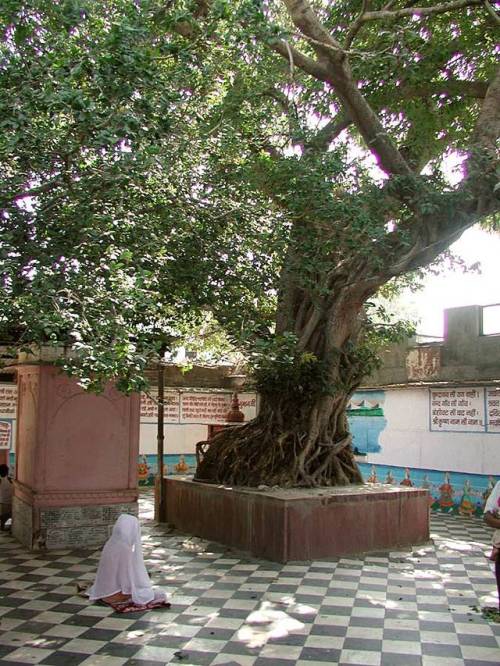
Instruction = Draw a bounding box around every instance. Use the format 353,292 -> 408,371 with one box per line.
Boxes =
162,477 -> 430,562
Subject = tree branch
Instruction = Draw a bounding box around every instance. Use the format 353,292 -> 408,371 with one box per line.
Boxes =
401,79 -> 489,99
381,68 -> 500,278
260,88 -> 305,149
333,81 -> 415,177
280,0 -> 413,177
465,65 -> 500,214
304,115 -> 351,153
281,0 -> 343,59
393,229 -> 466,275
471,67 -> 500,155
484,0 -> 500,25
270,39 -> 330,82
155,0 -> 210,38
3,177 -> 63,208
302,79 -> 488,156
345,0 -> 487,48
361,0 -> 484,22
344,0 -> 371,50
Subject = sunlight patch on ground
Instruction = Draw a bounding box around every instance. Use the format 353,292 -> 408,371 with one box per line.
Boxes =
411,569 -> 446,580
188,612 -> 219,625
236,600 -> 306,648
359,596 -> 400,610
158,563 -> 186,573
181,538 -> 209,553
412,546 -> 435,556
27,637 -> 65,649
437,538 -> 487,553
479,592 -> 498,606
123,618 -> 204,642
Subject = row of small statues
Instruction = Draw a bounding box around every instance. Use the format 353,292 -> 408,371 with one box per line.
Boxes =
138,455 -> 496,517
367,466 -> 416,486
137,455 -> 190,481
367,465 -> 497,516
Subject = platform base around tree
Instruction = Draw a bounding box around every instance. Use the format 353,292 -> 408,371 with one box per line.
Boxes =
162,477 -> 430,562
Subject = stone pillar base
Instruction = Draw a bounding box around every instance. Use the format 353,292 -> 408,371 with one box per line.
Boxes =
13,492 -> 137,550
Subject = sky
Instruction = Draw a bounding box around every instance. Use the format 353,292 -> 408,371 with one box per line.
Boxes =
407,225 -> 500,337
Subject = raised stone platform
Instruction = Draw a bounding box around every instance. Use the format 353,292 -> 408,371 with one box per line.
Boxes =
162,477 -> 430,562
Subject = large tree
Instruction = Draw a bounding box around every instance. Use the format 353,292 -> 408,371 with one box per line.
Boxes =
192,0 -> 499,486
1,1 -> 498,486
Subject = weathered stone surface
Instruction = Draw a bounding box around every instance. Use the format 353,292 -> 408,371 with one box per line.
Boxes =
13,496 -> 138,550
162,477 -> 429,562
12,497 -> 33,549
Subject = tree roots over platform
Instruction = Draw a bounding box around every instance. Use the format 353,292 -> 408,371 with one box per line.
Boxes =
194,404 -> 364,488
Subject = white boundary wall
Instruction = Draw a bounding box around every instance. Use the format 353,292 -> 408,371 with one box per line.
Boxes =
139,390 -> 258,456
366,387 -> 500,475
5,381 -> 500,476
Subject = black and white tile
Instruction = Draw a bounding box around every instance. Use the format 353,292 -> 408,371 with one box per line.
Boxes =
0,494 -> 499,665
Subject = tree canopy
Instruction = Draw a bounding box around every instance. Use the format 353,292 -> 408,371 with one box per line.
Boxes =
0,0 -> 283,389
1,1 -> 499,484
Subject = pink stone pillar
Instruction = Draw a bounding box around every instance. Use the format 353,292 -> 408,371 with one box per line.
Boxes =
12,364 -> 140,550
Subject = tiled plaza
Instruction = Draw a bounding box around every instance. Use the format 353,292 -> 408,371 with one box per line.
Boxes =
0,491 -> 499,665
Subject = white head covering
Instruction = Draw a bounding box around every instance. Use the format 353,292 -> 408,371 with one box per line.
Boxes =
88,514 -> 163,605
484,481 -> 500,515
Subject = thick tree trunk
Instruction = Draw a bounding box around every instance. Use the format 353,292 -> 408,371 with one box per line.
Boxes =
195,388 -> 363,487
195,296 -> 367,487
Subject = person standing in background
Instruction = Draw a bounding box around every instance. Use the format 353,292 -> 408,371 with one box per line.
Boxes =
484,480 -> 500,611
0,464 -> 12,531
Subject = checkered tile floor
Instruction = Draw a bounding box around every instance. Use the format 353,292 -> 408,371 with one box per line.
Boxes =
1,493 -> 500,665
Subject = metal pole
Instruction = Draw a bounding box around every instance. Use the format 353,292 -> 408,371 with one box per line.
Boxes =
156,346 -> 166,522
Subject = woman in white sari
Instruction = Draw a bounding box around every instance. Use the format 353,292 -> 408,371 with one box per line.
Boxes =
88,514 -> 167,606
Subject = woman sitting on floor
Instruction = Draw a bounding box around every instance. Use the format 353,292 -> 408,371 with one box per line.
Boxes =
88,513 -> 169,611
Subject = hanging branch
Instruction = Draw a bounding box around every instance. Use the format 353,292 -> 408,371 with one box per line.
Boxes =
361,0 -> 484,22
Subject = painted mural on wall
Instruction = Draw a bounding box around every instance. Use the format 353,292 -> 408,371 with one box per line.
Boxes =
137,453 -> 498,517
359,462 -> 498,517
347,390 -> 386,455
138,454 -> 197,486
